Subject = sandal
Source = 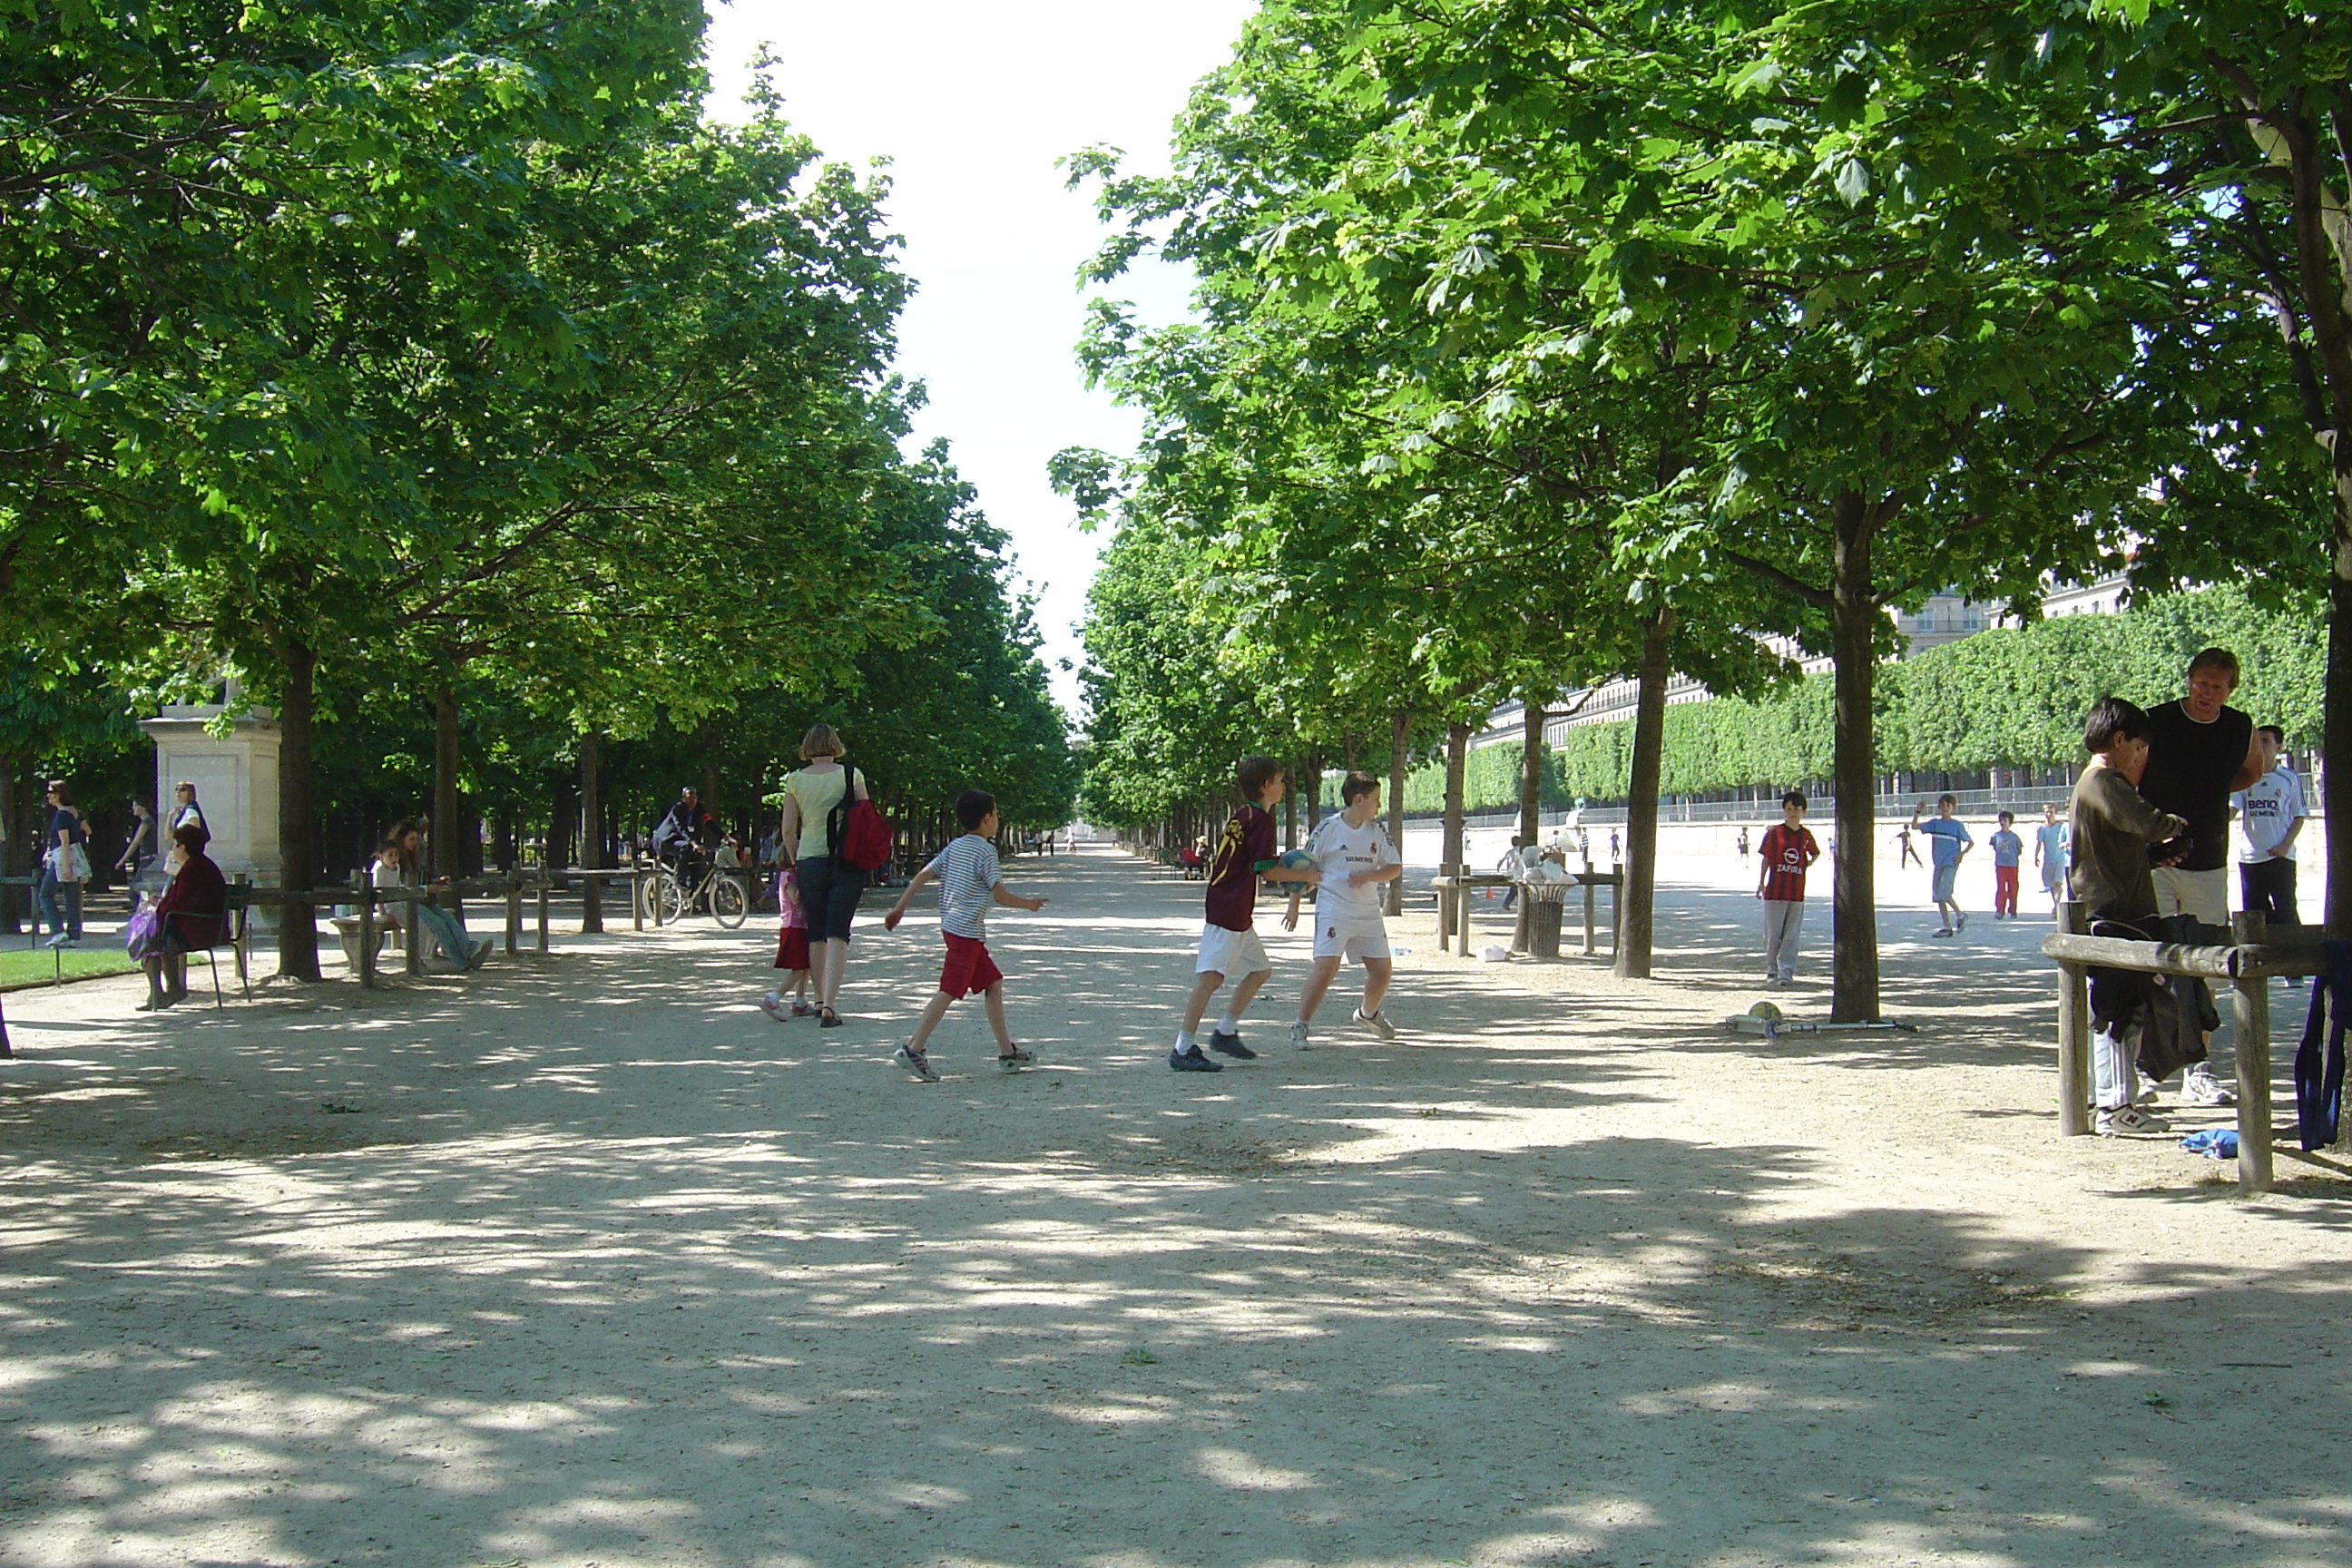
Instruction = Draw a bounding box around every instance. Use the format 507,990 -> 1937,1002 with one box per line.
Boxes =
818,1006 -> 844,1028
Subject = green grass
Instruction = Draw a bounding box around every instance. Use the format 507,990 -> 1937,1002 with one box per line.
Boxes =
0,945 -> 138,991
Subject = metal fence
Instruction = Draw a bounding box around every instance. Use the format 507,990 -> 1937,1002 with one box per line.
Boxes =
1403,780 -> 2292,831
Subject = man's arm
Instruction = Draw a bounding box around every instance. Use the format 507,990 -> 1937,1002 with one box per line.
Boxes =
2230,730 -> 2264,793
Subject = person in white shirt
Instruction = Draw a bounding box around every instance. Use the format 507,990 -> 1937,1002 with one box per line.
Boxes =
1282,773 -> 1405,1048
2231,724 -> 2307,951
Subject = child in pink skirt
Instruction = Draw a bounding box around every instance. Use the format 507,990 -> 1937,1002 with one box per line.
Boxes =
758,866 -> 813,1020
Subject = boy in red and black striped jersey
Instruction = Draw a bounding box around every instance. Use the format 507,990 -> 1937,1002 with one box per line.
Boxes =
1170,756 -> 1321,1073
1756,792 -> 1821,988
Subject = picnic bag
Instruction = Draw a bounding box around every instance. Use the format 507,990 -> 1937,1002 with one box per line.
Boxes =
827,763 -> 893,873
123,902 -> 161,959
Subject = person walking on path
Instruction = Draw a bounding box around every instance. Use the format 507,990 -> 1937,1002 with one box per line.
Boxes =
2033,803 -> 2070,914
2069,698 -> 2192,1136
2140,648 -> 2263,929
757,865 -> 813,1020
1896,823 -> 1922,868
115,798 -> 157,896
880,789 -> 1048,1082
1755,792 -> 1820,987
36,780 -> 88,948
1169,756 -> 1319,1073
1737,826 -> 1749,860
775,724 -> 871,1029
2137,647 -> 2261,1106
1282,772 -> 1404,1049
2233,724 -> 2307,976
1912,797 -> 1973,936
1988,811 -> 2024,919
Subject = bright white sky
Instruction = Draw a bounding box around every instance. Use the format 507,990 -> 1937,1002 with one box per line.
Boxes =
701,0 -> 1259,719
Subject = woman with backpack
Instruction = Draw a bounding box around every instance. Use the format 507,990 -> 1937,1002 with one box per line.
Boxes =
774,724 -> 880,1028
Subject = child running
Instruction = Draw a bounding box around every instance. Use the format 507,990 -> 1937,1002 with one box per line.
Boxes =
1911,795 -> 1974,936
757,865 -> 812,1020
881,789 -> 1048,1083
1171,756 -> 1320,1073
1281,771 -> 1404,1048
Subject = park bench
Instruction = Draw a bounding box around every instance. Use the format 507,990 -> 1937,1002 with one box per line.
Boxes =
2042,902 -> 2336,1194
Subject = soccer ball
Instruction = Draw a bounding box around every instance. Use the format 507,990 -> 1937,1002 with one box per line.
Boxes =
1274,848 -> 1318,876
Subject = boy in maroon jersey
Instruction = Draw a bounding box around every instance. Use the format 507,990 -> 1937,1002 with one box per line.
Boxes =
1756,791 -> 1820,988
1170,756 -> 1321,1073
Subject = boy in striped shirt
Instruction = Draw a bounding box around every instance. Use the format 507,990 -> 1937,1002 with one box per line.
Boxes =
881,789 -> 1049,1082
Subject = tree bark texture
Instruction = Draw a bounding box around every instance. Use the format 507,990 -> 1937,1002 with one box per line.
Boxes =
1828,489 -> 1885,1021
1386,710 -> 1409,917
276,639 -> 321,982
1441,719 -> 1470,876
580,730 -> 604,935
1519,696 -> 1546,848
1615,604 -> 1673,980
433,688 -> 461,881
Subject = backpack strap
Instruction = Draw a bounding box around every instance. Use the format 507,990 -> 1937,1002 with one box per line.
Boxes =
825,762 -> 858,858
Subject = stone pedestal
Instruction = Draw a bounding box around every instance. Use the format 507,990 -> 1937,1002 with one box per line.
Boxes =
138,701 -> 281,887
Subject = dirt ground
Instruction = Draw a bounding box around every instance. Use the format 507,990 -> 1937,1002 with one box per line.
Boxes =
0,842 -> 2347,1568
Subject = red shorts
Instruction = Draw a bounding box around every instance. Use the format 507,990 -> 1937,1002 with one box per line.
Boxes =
773,926 -> 810,972
938,933 -> 1002,999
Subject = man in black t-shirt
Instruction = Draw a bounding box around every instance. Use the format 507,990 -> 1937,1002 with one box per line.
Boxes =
2136,647 -> 2263,1108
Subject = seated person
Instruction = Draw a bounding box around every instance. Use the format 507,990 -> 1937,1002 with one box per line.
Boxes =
140,823 -> 228,1011
372,820 -> 492,972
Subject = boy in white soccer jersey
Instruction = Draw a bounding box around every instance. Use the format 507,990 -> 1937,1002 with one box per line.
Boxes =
880,789 -> 1049,1083
1281,772 -> 1406,1048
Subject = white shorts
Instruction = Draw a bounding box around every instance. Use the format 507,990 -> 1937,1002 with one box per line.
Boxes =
1312,918 -> 1392,963
1195,923 -> 1271,977
2151,867 -> 2229,926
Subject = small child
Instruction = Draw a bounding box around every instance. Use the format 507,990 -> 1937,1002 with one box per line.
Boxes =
1911,795 -> 1974,936
1281,772 -> 1404,1048
2034,803 -> 2070,912
757,865 -> 812,1020
1755,791 -> 1819,987
1987,811 -> 2024,919
881,789 -> 1048,1082
1171,755 -> 1320,1073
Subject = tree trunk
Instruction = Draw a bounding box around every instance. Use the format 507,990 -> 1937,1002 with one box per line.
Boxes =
1616,605 -> 1674,980
1441,719 -> 1470,874
1387,710 -> 1409,917
1283,765 -> 1298,851
433,687 -> 460,880
1519,696 -> 1546,848
1828,489 -> 1884,1020
277,639 -> 322,981
580,730 -> 604,935
1303,752 -> 1323,834
550,767 -> 577,872
0,754 -> 24,934
2328,470 -> 2352,935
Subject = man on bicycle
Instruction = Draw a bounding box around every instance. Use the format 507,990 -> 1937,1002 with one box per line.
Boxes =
652,788 -> 713,882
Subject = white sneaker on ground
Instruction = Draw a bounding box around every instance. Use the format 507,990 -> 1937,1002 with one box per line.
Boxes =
757,991 -> 788,1023
2097,1104 -> 2172,1136
2182,1066 -> 2237,1106
1353,1008 -> 1398,1041
1288,1020 -> 1310,1051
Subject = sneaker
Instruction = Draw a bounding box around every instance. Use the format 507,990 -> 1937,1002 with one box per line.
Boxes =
790,1001 -> 815,1016
1288,1020 -> 1311,1051
1932,928 -> 1955,939
42,934 -> 67,949
757,991 -> 788,1022
1168,1045 -> 1223,1073
2182,1066 -> 2237,1106
894,1046 -> 940,1083
1353,1008 -> 1398,1041
2097,1104 -> 2172,1136
1208,1030 -> 1257,1060
996,1048 -> 1034,1074
466,939 -> 493,970
1955,913 -> 1968,934
2136,1083 -> 2161,1106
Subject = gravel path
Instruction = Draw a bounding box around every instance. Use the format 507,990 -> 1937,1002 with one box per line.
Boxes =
0,843 -> 2345,1568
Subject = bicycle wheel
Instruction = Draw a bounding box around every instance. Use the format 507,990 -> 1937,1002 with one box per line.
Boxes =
710,874 -> 748,928
657,869 -> 688,925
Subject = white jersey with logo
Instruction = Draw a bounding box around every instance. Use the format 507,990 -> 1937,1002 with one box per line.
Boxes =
1308,813 -> 1395,926
2233,769 -> 2307,863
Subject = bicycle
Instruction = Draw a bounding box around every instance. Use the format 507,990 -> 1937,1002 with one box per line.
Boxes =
646,855 -> 748,928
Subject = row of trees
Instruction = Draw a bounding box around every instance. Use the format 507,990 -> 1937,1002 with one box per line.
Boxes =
1068,0 -> 2344,1021
2,5 -> 1073,966
1384,584 -> 2323,812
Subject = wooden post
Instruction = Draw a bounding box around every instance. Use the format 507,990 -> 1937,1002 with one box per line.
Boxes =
355,870 -> 377,990
1435,872 -> 1453,951
2231,910 -> 2275,1194
2055,899 -> 2090,1135
632,866 -> 645,933
404,890 -> 423,978
504,869 -> 523,956
1455,882 -> 1473,958
535,873 -> 550,955
1583,859 -> 1597,957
